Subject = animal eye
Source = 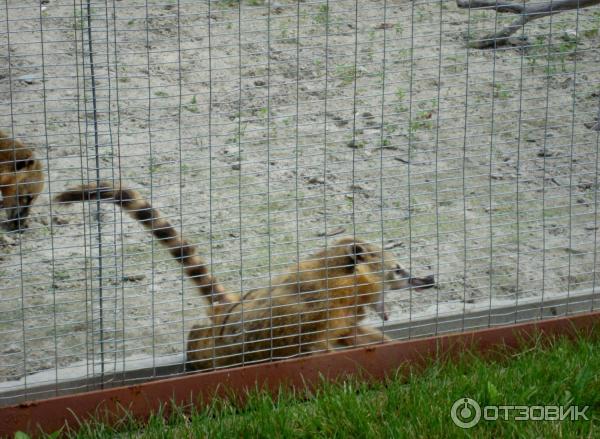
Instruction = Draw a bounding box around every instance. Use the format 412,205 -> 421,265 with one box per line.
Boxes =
395,267 -> 409,277
20,196 -> 32,206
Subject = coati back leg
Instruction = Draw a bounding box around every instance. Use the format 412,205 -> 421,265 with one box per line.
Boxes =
186,324 -> 219,371
186,321 -> 335,370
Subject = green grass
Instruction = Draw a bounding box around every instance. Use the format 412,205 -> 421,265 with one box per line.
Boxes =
184,95 -> 199,113
335,64 -> 361,85
41,329 -> 600,438
314,4 -> 329,25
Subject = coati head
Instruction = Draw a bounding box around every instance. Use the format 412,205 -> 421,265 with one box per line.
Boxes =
331,236 -> 435,321
0,135 -> 44,231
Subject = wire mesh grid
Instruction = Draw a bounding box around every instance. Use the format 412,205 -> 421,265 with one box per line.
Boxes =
0,0 -> 599,404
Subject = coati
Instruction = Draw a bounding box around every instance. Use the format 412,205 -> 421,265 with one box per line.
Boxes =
0,130 -> 44,231
56,181 -> 435,371
186,237 -> 434,371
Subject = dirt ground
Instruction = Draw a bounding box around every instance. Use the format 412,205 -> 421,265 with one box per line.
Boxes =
0,0 -> 599,386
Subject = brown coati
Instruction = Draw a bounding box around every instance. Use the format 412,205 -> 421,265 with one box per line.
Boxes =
186,236 -> 434,371
56,181 -> 435,371
0,130 -> 44,231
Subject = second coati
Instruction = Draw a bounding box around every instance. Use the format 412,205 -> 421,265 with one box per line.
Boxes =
0,130 -> 44,231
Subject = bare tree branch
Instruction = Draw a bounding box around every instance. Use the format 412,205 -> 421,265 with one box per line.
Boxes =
456,0 -> 600,48
457,0 -> 527,13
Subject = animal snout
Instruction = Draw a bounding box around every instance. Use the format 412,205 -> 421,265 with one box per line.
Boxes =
410,274 -> 435,290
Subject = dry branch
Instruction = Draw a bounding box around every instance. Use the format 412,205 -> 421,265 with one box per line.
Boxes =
591,107 -> 600,131
456,0 -> 600,48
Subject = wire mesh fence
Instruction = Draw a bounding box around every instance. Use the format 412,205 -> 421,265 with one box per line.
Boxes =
1,0 -> 599,404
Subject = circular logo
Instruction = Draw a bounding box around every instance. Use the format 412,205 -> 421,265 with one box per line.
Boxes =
451,398 -> 481,429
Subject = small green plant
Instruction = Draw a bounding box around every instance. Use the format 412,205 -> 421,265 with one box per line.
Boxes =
407,99 -> 435,132
314,4 -> 329,25
395,103 -> 408,114
53,271 -> 70,282
335,64 -> 360,85
73,11 -> 84,30
553,40 -> 577,72
227,122 -> 248,145
380,138 -> 393,148
493,83 -> 511,99
417,109 -> 433,120
384,122 -> 398,134
154,91 -> 169,98
544,63 -> 558,76
185,95 -> 199,113
444,54 -> 465,73
526,54 -> 538,72
149,156 -> 160,173
410,118 -> 432,131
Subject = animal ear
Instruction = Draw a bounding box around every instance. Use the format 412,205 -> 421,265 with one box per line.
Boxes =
347,242 -> 367,265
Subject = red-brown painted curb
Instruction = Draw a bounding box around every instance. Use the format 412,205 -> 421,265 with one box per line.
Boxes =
1,311 -> 599,437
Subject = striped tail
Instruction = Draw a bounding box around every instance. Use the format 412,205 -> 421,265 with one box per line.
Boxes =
55,181 -> 230,304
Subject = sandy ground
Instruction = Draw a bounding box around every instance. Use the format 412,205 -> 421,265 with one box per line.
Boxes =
0,0 -> 599,387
